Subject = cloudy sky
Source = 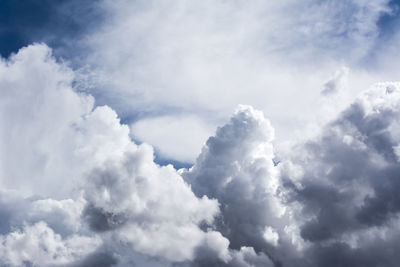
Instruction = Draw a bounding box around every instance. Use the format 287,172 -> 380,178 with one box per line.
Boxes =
1,0 -> 400,266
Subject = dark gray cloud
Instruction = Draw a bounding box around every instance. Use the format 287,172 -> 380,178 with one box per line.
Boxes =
181,83 -> 400,267
82,204 -> 129,232
279,83 -> 400,266
74,250 -> 118,267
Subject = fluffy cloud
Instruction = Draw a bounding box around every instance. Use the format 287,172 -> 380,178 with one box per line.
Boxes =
0,221 -> 100,267
82,142 -> 223,262
75,0 -> 395,162
0,44 -> 226,266
184,106 -> 284,252
183,83 -> 400,267
278,82 -> 400,266
2,42 -> 400,266
0,44 -> 92,198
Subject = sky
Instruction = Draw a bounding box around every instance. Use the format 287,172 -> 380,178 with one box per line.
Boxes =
1,1 -> 400,266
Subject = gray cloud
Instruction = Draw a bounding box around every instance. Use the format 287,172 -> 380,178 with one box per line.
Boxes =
2,43 -> 400,267
279,82 -> 400,266
183,105 -> 294,267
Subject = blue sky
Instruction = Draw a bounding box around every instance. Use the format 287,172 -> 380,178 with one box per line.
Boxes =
0,0 -> 102,57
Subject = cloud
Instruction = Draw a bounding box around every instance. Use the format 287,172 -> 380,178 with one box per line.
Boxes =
321,67 -> 349,96
81,143 -> 224,262
0,221 -> 100,267
182,83 -> 400,267
0,44 -> 230,266
130,115 -> 217,163
3,42 -> 400,266
183,105 -> 297,266
278,82 -> 400,266
0,43 -> 94,198
73,0 -> 395,162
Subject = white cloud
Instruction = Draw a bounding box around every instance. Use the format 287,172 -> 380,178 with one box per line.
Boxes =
0,44 -> 230,266
0,222 -> 100,266
2,3 -> 400,265
263,227 -> 279,247
75,0 -> 394,162
0,44 -> 94,198
130,115 -> 217,162
82,142 -> 224,262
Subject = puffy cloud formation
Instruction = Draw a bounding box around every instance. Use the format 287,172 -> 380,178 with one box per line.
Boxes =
77,0 -> 396,161
0,222 -> 100,266
184,82 -> 400,267
0,45 -> 225,266
82,143 -> 224,262
278,82 -> 400,266
183,106 -> 286,265
2,44 -> 400,266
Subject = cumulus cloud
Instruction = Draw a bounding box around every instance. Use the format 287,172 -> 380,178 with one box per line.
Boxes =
74,0 -> 396,162
0,44 -> 226,266
2,40 -> 400,266
82,143 -> 223,262
183,105 -> 307,267
278,82 -> 400,266
183,106 -> 283,251
0,221 -> 100,267
183,83 -> 400,267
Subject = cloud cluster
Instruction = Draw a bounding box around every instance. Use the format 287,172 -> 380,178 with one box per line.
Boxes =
0,45 -> 226,266
2,44 -> 400,267
75,0 -> 396,162
278,82 -> 400,266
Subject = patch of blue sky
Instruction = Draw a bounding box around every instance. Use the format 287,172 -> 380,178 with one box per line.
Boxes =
377,0 -> 400,36
0,0 -> 102,58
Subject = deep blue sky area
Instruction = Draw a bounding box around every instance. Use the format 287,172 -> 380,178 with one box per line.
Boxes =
378,0 -> 400,36
0,0 -> 102,58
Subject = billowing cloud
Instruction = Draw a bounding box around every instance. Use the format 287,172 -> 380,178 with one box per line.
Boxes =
183,105 -> 294,267
0,221 -> 100,266
182,82 -> 400,267
278,82 -> 400,266
2,41 -> 400,266
82,143 -> 225,262
0,45 -> 226,266
75,0 -> 396,161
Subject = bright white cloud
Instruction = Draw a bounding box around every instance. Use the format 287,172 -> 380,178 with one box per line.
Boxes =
75,0 -> 395,162
0,221 -> 100,267
0,44 -> 228,266
82,142 -> 223,262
